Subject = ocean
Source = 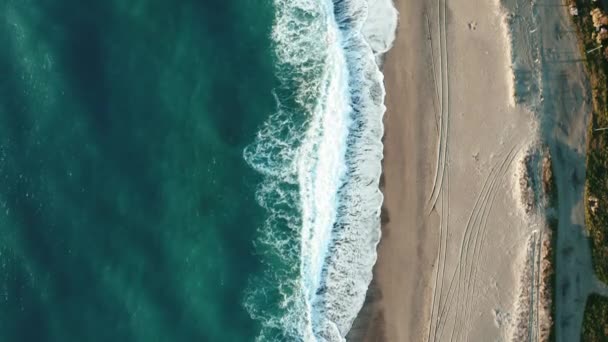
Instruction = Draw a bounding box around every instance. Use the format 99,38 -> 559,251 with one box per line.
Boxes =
0,0 -> 396,341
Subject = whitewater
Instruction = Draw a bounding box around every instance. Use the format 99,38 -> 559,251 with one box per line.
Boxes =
243,0 -> 397,340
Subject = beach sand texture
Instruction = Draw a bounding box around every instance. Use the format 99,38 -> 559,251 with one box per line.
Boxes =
348,0 -> 593,339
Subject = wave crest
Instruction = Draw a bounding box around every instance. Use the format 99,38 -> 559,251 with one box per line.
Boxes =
244,0 -> 397,340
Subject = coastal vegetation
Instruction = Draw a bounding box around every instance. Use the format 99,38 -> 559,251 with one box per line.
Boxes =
546,218 -> 558,342
570,0 -> 608,285
581,294 -> 608,341
543,150 -> 557,341
568,0 -> 608,339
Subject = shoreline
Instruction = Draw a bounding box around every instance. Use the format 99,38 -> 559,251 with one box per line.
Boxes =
347,0 -> 440,339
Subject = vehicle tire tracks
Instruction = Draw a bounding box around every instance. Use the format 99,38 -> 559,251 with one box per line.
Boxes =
432,145 -> 520,341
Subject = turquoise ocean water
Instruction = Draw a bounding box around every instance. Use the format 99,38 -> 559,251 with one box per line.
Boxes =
0,0 -> 398,341
0,1 -> 274,341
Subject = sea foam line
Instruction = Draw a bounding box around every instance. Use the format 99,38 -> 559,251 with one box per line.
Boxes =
244,0 -> 397,341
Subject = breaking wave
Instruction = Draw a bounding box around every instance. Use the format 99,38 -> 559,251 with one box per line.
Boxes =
243,0 -> 397,340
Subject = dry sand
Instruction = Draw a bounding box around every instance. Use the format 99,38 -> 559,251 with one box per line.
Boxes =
420,0 -> 541,338
347,0 -> 596,339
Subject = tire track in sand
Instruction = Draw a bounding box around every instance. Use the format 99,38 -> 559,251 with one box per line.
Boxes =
449,145 -> 520,342
433,151 -> 504,340
425,0 -> 451,338
459,145 -> 522,341
426,0 -> 450,215
431,145 -> 520,341
427,149 -> 450,342
425,11 -> 442,136
435,161 -> 500,341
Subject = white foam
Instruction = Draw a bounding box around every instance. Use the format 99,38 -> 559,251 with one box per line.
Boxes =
244,0 -> 397,340
362,0 -> 399,62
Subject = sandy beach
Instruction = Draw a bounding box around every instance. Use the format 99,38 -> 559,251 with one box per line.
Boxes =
348,0 -> 595,339
347,0 -> 439,339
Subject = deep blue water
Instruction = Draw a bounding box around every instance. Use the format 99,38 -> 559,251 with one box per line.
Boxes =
0,0 -> 276,341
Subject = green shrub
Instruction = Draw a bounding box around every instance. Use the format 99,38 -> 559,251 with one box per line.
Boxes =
581,294 -> 608,342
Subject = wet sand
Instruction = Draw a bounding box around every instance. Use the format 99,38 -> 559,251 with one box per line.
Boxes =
347,0 -> 440,340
